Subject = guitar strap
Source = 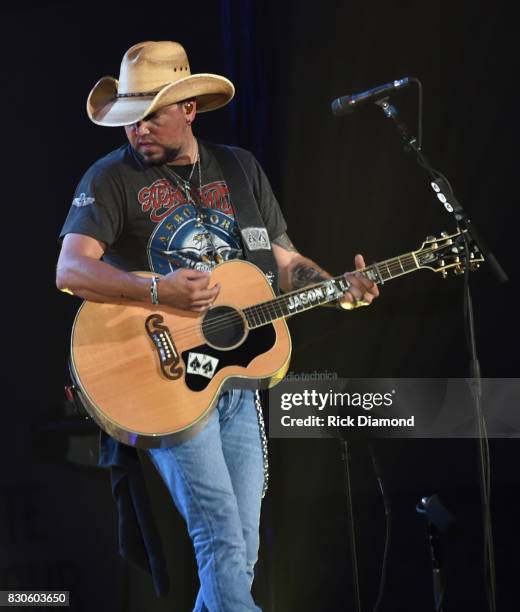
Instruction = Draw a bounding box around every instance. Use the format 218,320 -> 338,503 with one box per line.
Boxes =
204,142 -> 281,294
204,144 -> 273,497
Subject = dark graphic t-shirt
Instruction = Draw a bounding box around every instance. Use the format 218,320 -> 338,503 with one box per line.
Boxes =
60,141 -> 287,274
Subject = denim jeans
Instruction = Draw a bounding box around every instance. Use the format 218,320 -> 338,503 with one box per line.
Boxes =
148,389 -> 264,612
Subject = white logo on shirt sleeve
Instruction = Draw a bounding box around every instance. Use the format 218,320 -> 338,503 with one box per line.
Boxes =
73,193 -> 95,207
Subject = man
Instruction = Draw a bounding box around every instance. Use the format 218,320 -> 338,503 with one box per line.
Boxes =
57,41 -> 378,612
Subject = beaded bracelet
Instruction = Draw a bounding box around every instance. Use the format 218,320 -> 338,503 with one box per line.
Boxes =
150,276 -> 160,305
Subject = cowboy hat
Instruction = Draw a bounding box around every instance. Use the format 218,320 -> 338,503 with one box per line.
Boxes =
87,41 -> 235,127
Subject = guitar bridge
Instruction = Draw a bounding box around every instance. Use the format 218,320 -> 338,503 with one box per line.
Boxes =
145,314 -> 183,380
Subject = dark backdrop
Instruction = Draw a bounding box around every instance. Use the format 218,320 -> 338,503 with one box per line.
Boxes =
1,1 -> 518,611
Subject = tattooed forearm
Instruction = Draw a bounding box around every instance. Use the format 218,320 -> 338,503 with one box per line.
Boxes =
290,264 -> 329,289
274,234 -> 332,293
273,232 -> 298,252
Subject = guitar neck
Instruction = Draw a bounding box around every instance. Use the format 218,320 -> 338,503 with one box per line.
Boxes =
243,250 -> 420,328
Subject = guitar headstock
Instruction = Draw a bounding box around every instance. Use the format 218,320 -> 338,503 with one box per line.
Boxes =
415,229 -> 484,277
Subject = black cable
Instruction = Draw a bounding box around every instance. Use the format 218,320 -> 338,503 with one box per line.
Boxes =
368,443 -> 391,612
408,79 -> 456,193
435,583 -> 446,612
411,77 -> 423,151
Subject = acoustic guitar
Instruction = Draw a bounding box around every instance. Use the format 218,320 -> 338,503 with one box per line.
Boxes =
69,229 -> 482,448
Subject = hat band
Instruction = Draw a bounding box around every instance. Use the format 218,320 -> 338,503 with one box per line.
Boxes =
116,89 -> 162,98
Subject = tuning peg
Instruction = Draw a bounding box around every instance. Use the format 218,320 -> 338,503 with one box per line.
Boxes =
442,270 -> 448,279
425,236 -> 436,241
441,231 -> 448,237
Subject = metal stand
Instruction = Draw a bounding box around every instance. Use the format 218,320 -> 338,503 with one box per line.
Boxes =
375,88 -> 506,612
416,494 -> 455,612
427,521 -> 445,612
341,439 -> 362,612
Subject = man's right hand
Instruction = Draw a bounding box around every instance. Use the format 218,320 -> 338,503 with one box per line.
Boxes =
159,268 -> 220,312
57,234 -> 220,312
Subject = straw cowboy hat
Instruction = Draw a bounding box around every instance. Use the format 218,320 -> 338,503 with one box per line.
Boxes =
87,41 -> 235,127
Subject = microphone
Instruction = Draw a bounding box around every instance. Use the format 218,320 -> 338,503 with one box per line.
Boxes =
331,77 -> 410,116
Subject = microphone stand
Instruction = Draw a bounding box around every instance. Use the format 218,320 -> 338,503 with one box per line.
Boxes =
373,96 -> 507,283
416,494 -> 456,612
373,95 -> 507,612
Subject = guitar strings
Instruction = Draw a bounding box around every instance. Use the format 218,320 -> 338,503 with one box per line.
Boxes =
167,252 -> 424,342
161,250 -> 425,344
168,252 -> 423,343
150,234 -> 464,345
171,240 -> 462,341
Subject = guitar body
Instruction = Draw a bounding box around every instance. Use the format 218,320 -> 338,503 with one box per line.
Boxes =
70,259 -> 291,448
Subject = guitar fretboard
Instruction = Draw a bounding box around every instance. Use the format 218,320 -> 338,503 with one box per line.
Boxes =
243,251 -> 419,329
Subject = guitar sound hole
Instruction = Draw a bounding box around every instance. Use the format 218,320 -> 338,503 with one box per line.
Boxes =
202,306 -> 247,350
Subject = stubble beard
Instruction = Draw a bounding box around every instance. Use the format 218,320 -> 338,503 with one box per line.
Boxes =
136,144 -> 181,167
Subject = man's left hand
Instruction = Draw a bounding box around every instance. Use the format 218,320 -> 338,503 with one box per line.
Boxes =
340,254 -> 380,310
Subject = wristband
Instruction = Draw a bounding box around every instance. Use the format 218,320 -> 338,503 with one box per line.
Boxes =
150,276 -> 160,305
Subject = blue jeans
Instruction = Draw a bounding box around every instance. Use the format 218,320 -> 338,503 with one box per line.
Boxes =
148,389 -> 264,612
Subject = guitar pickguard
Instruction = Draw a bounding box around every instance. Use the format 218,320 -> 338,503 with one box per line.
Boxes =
182,324 -> 276,391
